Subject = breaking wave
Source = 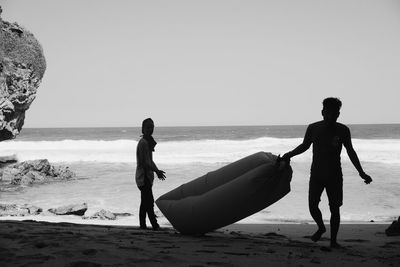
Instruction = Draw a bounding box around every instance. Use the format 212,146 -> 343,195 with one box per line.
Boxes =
0,137 -> 399,164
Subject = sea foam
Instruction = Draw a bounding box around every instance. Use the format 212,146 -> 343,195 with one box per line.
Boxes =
0,137 -> 399,165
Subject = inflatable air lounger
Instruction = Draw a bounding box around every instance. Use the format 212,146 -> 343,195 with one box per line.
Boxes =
156,152 -> 292,234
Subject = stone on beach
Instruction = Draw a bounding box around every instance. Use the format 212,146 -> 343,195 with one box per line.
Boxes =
0,203 -> 42,216
385,216 -> 400,236
0,6 -> 46,141
84,209 -> 117,220
48,203 -> 88,216
0,159 -> 75,185
83,209 -> 133,220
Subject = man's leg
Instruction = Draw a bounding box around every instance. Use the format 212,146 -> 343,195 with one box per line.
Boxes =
329,205 -> 341,247
327,178 -> 343,248
309,178 -> 326,242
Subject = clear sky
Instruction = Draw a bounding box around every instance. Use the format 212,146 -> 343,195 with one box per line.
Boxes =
1,0 -> 400,127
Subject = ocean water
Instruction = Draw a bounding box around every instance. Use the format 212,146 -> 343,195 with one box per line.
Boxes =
0,125 -> 399,226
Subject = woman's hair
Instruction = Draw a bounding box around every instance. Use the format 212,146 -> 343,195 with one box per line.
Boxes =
141,118 -> 154,134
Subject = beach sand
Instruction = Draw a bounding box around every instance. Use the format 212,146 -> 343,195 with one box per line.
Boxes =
0,220 -> 399,266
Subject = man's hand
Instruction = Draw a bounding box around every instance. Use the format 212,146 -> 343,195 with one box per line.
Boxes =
281,153 -> 291,163
156,170 -> 166,180
275,155 -> 290,172
360,172 -> 372,184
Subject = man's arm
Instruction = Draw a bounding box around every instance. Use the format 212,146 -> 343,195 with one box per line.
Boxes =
343,128 -> 372,184
282,125 -> 312,160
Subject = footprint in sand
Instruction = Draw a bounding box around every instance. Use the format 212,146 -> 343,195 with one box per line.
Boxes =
303,235 -> 330,241
379,241 -> 400,249
82,249 -> 98,256
320,246 -> 331,252
206,262 -> 235,266
343,239 -> 370,243
264,232 -> 287,238
159,245 -> 180,249
67,261 -> 102,267
223,251 -> 250,256
195,249 -> 216,253
310,257 -> 322,264
203,244 -> 229,248
34,242 -> 49,249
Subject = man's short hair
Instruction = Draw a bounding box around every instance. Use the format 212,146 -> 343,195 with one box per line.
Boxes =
323,97 -> 342,112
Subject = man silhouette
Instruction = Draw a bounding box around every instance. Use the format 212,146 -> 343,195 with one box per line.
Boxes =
282,97 -> 372,248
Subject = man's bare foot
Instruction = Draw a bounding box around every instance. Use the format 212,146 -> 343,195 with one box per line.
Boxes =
311,227 -> 326,242
330,241 -> 342,249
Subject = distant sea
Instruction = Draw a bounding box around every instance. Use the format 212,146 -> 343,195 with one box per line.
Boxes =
0,124 -> 399,226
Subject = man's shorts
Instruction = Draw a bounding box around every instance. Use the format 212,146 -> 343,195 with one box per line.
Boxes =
309,176 -> 343,207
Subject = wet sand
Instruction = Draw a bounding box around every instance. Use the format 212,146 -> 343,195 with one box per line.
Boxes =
0,220 -> 399,266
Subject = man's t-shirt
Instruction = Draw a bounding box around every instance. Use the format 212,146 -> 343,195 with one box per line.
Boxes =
305,121 -> 350,178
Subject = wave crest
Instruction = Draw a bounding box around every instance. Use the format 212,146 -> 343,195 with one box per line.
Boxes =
0,138 -> 399,164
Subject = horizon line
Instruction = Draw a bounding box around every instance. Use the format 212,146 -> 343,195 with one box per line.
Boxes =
21,122 -> 400,129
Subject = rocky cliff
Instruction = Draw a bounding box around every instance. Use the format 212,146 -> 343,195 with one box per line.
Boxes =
0,6 -> 46,141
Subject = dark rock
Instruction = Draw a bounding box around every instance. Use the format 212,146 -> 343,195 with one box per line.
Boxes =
0,155 -> 17,164
48,203 -> 88,216
51,166 -> 75,180
0,6 -> 46,141
385,217 -> 400,236
25,205 -> 42,215
0,159 -> 75,185
0,203 -> 42,216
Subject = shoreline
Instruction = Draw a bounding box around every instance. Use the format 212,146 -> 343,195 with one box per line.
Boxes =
1,220 -> 399,266
0,215 -> 392,227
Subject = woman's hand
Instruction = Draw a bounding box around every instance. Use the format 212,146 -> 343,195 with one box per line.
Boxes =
156,170 -> 166,180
